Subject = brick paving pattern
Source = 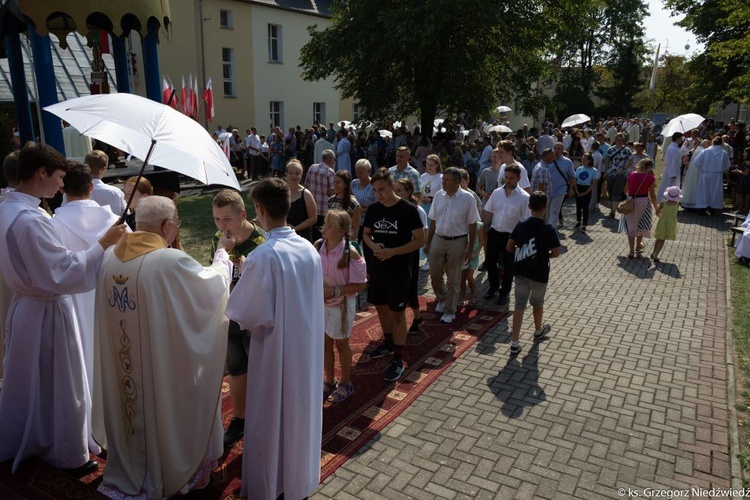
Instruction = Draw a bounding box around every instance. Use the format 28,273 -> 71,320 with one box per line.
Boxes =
313,204 -> 737,499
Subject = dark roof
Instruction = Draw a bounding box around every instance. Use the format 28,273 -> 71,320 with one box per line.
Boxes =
249,0 -> 333,18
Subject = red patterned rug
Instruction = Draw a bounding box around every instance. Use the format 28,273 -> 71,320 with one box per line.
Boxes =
0,298 -> 506,498
320,297 -> 507,480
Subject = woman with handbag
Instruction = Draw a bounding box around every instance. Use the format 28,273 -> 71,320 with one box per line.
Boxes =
622,158 -> 659,259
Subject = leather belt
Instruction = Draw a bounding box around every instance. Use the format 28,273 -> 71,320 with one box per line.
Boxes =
437,234 -> 467,241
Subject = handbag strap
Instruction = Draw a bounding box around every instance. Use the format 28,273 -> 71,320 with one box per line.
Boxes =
628,173 -> 648,197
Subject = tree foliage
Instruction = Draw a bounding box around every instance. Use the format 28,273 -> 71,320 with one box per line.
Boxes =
300,0 -> 549,134
546,0 -> 648,118
665,0 -> 750,105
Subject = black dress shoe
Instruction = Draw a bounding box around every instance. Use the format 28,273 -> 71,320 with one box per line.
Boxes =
496,294 -> 509,306
63,460 -> 99,476
484,288 -> 498,300
224,417 -> 245,448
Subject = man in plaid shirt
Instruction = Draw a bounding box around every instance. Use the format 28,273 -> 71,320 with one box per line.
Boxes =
388,146 -> 422,194
531,148 -> 554,194
305,149 -> 335,240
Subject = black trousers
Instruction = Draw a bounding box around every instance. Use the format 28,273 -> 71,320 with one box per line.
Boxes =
575,189 -> 593,226
486,229 -> 514,297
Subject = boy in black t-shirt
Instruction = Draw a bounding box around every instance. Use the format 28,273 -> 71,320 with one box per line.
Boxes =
506,191 -> 561,356
363,168 -> 425,381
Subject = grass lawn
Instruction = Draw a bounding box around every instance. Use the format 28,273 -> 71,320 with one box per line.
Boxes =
731,254 -> 750,487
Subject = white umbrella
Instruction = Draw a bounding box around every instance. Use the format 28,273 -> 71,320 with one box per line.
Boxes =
338,120 -> 352,129
659,113 -> 705,137
496,105 -> 512,113
560,114 -> 591,128
488,124 -> 512,134
44,94 -> 240,193
434,118 -> 444,127
378,129 -> 393,138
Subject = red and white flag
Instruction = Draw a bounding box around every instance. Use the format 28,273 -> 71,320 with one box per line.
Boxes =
182,75 -> 192,118
203,77 -> 215,122
162,76 -> 178,108
192,75 -> 200,121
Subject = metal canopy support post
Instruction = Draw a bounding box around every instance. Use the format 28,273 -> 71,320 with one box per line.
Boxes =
3,16 -> 34,145
112,34 -> 131,93
141,19 -> 161,103
28,24 -> 64,154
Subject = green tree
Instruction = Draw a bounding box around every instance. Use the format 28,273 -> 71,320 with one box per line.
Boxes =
665,0 -> 750,105
299,0 -> 549,135
546,0 -> 648,117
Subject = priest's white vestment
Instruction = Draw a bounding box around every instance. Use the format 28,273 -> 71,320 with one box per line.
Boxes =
735,213 -> 750,259
693,145 -> 731,210
680,145 -> 706,209
93,232 -> 231,499
50,199 -> 120,453
225,226 -> 324,500
657,141 -> 682,203
0,191 -> 102,471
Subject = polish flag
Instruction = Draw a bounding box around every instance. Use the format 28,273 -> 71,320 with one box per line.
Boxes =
162,76 -> 177,108
192,76 -> 200,121
182,75 -> 192,118
203,77 -> 215,122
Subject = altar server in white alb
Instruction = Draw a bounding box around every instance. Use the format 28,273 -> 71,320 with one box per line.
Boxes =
0,142 -> 126,475
225,178 -> 324,500
692,136 -> 731,213
50,162 -> 121,454
93,195 -> 233,499
657,132 -> 684,203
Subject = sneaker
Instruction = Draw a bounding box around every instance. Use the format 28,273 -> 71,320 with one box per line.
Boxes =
369,343 -> 394,359
533,324 -> 551,340
223,417 -> 245,448
609,212 -> 616,219
574,222 -> 581,228
435,301 -> 445,313
384,358 -> 405,381
581,226 -> 587,233
420,262 -> 430,271
440,313 -> 455,324
510,342 -> 522,356
408,317 -> 423,333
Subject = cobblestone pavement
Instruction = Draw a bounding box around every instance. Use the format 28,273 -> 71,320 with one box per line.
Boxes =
313,202 -> 738,499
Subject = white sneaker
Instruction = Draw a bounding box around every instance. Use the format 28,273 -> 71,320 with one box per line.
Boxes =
435,301 -> 445,313
440,313 -> 455,324
420,262 -> 430,271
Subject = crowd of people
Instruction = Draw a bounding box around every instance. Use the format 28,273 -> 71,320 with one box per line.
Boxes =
0,112 -> 748,500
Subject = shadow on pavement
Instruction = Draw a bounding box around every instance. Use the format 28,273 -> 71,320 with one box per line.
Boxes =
487,341 -> 546,419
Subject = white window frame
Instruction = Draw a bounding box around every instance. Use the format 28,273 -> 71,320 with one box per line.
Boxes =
313,102 -> 326,124
270,101 -> 284,129
222,47 -> 235,97
268,24 -> 283,63
220,10 -> 233,29
353,103 -> 364,122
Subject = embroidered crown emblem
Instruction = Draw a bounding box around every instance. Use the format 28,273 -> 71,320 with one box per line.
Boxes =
113,274 -> 129,285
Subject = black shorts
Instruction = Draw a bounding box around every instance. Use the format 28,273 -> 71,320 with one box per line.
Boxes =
367,269 -> 411,312
226,320 -> 251,376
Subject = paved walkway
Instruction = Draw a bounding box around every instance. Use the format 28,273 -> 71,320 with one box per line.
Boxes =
313,202 -> 738,499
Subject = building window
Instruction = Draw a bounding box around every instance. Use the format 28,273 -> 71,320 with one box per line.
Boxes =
353,103 -> 364,122
220,10 -> 233,29
313,102 -> 326,124
222,48 -> 235,97
268,24 -> 282,63
270,101 -> 284,128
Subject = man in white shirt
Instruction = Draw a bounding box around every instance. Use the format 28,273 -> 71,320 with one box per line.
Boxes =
482,164 -> 531,306
536,128 -> 555,157
86,150 -> 127,216
245,127 -> 262,181
424,167 -> 480,324
657,132 -> 684,203
495,140 -> 531,193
